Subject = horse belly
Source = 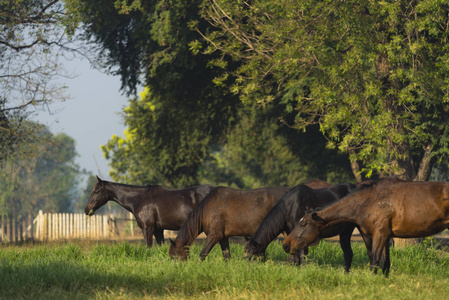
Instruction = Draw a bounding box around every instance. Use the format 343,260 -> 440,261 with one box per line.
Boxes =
391,216 -> 448,238
223,214 -> 264,237
156,204 -> 192,230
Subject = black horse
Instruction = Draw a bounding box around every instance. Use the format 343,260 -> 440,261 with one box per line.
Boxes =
85,176 -> 214,247
244,183 -> 361,271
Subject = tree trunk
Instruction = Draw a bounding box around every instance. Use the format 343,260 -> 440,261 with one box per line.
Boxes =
348,149 -> 362,183
414,144 -> 435,181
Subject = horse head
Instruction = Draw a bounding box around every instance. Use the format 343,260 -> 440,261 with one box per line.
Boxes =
85,176 -> 112,216
168,238 -> 189,260
283,211 -> 325,254
243,238 -> 265,260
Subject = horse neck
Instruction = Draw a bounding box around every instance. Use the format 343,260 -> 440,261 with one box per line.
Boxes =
252,202 -> 287,249
106,183 -> 149,214
318,190 -> 364,226
176,202 -> 204,248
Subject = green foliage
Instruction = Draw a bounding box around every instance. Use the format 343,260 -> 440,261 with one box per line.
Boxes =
102,85 -> 237,187
0,123 -> 81,216
200,0 -> 449,180
103,87 -> 353,188
69,0 -> 449,185
199,105 -> 353,188
67,0 -> 240,187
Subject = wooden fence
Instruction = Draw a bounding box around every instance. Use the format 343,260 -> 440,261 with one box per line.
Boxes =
0,210 -> 115,243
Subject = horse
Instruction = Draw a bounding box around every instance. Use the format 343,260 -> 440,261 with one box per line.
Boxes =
85,176 -> 215,247
168,186 -> 291,260
244,183 -> 361,272
167,180 -> 331,260
281,178 -> 449,276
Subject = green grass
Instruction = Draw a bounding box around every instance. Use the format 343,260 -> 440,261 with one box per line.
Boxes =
1,239 -> 449,299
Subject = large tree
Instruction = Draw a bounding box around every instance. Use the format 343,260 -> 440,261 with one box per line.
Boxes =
66,0 -> 241,187
198,0 -> 449,181
0,0 -> 78,164
67,0 -> 354,187
102,88 -> 353,188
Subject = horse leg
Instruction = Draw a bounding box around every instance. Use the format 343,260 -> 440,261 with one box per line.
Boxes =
199,235 -> 220,261
219,238 -> 231,260
154,229 -> 164,245
380,238 -> 391,277
143,226 -> 154,247
339,229 -> 354,273
358,228 -> 374,267
370,234 -> 389,275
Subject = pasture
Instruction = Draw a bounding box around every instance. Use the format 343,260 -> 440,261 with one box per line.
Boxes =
1,238 -> 449,299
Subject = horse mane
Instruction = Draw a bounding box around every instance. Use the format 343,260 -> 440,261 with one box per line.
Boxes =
250,191 -> 293,249
175,188 -> 214,246
352,177 -> 403,193
146,185 -> 165,196
101,179 -> 158,191
251,184 -> 320,247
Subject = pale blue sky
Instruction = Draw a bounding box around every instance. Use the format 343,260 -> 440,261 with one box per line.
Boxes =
33,57 -> 128,180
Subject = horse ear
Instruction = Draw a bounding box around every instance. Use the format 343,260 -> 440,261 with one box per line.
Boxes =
96,176 -> 104,185
311,212 -> 326,223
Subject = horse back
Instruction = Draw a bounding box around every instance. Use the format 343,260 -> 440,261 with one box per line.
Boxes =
201,186 -> 289,236
352,180 -> 449,237
139,184 -> 214,230
282,183 -> 356,230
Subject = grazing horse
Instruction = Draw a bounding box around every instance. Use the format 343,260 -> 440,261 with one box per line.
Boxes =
168,186 -> 291,260
85,176 -> 214,247
281,178 -> 449,276
244,183 -> 360,271
167,180 -> 330,260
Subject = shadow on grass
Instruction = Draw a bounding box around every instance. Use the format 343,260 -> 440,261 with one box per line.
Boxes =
0,258 -> 196,298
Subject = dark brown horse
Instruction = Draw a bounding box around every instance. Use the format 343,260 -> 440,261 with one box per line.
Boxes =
168,186 -> 291,260
85,176 -> 214,247
244,183 -> 361,271
167,180 -> 331,260
282,178 -> 449,276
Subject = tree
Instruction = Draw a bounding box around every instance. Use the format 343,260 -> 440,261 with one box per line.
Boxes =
66,0 -> 241,186
102,87 -> 353,188
0,0 -> 78,164
67,0 -> 355,187
199,104 -> 353,188
0,123 -> 81,216
198,0 -> 449,181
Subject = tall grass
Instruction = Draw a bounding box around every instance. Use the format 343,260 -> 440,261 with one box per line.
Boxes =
1,239 -> 449,299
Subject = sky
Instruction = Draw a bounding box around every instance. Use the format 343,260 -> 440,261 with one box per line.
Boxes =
32,57 -> 129,181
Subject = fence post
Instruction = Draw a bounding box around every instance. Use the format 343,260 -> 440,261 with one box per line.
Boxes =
29,214 -> 33,241
35,211 -> 40,241
0,215 -> 3,242
103,215 -> 108,239
43,212 -> 48,242
21,216 -> 25,241
76,213 -> 80,238
9,216 -> 13,242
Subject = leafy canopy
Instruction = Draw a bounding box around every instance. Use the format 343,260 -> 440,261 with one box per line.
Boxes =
198,0 -> 449,180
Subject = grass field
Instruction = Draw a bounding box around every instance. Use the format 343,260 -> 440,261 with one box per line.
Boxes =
1,238 -> 449,299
